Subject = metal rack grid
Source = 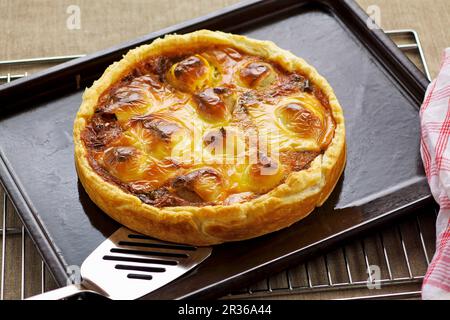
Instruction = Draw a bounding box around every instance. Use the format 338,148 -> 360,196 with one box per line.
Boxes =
0,29 -> 436,300
385,29 -> 432,81
223,206 -> 436,300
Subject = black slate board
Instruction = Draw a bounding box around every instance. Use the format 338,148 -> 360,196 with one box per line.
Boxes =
0,0 -> 432,299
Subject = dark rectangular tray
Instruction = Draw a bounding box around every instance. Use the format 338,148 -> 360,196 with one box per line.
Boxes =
0,0 -> 432,299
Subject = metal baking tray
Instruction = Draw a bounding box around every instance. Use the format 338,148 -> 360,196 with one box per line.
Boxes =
0,0 -> 432,299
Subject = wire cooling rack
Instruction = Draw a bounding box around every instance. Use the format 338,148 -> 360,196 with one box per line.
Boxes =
0,29 -> 437,300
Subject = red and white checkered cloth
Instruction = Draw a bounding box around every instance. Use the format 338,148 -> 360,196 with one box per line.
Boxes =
420,48 -> 450,300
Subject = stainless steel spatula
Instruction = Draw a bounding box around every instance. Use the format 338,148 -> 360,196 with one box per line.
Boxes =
27,227 -> 212,300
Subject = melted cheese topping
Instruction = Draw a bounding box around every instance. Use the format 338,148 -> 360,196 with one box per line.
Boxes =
82,46 -> 335,207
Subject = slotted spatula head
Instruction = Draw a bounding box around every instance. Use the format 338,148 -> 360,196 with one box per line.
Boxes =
29,227 -> 212,300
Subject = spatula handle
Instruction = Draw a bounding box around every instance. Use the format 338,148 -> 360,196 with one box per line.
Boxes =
26,283 -> 95,300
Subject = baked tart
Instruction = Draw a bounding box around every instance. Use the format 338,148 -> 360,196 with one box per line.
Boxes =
73,30 -> 346,245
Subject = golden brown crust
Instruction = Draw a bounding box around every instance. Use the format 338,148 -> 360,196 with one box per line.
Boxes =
73,30 -> 346,245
